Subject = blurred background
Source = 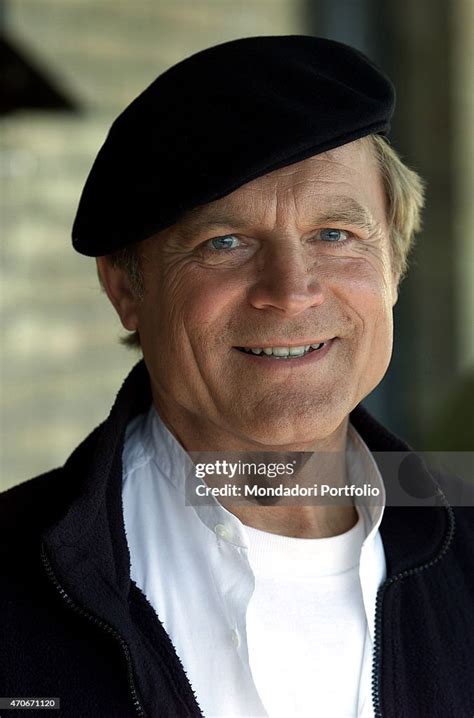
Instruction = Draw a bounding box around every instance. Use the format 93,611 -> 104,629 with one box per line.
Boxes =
1,0 -> 473,491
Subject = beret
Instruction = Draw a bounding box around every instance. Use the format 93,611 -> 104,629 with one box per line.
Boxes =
72,35 -> 395,256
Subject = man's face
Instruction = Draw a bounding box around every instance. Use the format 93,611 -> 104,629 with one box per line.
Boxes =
113,138 -> 399,449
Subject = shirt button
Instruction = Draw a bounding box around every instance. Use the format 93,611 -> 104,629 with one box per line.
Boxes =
230,629 -> 240,648
214,523 -> 232,541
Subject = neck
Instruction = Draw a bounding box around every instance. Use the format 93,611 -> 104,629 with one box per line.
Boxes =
223,447 -> 357,538
232,504 -> 358,539
152,396 -> 357,539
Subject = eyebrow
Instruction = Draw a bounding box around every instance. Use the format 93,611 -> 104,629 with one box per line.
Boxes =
180,196 -> 377,234
310,198 -> 377,232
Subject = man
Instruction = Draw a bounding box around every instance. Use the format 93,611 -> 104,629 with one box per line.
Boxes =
1,36 -> 472,718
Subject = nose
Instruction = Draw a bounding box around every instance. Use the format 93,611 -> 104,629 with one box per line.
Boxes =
248,242 -> 325,316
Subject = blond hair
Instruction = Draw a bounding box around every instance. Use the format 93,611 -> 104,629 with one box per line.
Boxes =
367,134 -> 425,277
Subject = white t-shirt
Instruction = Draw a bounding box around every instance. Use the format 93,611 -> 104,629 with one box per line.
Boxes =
245,517 -> 367,717
122,405 -> 387,717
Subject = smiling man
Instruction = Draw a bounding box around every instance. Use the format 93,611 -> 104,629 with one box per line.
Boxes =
102,145 -> 397,455
1,36 -> 473,718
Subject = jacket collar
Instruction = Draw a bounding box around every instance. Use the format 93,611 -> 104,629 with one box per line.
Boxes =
350,404 -> 454,576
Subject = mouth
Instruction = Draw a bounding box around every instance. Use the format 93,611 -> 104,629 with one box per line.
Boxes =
233,341 -> 331,359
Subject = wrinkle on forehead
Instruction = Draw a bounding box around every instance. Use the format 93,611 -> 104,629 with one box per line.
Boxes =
243,137 -> 370,178
247,145 -> 374,193
180,138 -> 385,233
243,138 -> 374,183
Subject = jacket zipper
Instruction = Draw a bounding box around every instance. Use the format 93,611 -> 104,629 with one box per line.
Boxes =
371,499 -> 456,717
40,543 -> 146,718
128,583 -> 204,717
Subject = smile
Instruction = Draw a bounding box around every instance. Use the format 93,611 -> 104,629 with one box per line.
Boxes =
235,342 -> 327,359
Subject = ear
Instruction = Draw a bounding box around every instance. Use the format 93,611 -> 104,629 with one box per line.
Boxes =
391,270 -> 400,306
96,257 -> 140,331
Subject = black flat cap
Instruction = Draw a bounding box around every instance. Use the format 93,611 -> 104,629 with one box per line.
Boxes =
72,35 -> 395,256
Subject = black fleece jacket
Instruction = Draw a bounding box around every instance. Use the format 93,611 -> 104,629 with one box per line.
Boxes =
1,361 -> 473,718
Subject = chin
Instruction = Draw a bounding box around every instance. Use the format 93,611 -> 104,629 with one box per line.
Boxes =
231,402 -> 348,449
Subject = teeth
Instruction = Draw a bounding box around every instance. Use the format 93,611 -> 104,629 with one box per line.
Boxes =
240,343 -> 326,358
273,347 -> 290,356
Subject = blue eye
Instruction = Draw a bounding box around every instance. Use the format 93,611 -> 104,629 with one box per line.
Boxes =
319,228 -> 349,242
209,235 -> 240,250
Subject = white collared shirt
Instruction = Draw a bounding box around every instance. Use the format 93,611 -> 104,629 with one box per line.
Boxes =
122,406 -> 386,717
